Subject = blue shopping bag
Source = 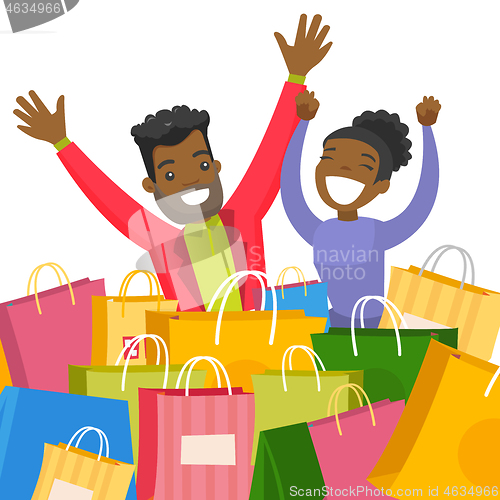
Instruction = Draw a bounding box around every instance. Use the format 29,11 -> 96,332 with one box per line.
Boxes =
253,267 -> 331,332
0,386 -> 137,499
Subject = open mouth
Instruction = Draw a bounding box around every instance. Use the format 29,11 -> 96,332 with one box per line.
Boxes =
180,188 -> 210,206
325,176 -> 365,206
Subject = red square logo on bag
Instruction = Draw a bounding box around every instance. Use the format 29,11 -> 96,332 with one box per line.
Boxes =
122,337 -> 140,360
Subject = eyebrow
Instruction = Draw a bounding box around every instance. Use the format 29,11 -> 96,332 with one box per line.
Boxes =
157,159 -> 174,169
193,150 -> 210,158
324,147 -> 336,152
361,153 -> 376,163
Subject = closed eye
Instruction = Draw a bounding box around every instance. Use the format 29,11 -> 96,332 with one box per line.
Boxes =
360,164 -> 374,171
320,156 -> 334,161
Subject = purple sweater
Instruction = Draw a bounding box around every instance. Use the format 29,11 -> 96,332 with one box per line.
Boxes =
280,120 -> 439,327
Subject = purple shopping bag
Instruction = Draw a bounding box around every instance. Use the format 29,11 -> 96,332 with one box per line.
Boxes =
0,263 -> 105,392
308,384 -> 405,499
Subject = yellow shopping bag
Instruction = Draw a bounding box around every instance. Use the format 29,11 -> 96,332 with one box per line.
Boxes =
0,339 -> 12,393
146,271 -> 327,392
368,340 -> 500,497
92,270 -> 178,365
31,426 -> 135,500
380,245 -> 500,361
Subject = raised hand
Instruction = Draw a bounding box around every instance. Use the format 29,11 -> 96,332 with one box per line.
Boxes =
296,90 -> 320,121
416,96 -> 441,126
14,91 -> 66,144
275,14 -> 332,77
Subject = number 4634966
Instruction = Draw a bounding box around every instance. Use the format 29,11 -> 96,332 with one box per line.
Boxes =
6,3 -> 62,14
444,486 -> 499,496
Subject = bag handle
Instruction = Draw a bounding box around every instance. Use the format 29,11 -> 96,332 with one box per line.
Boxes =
327,383 -> 376,436
419,245 -> 475,290
65,426 -> 110,461
276,267 -> 308,299
115,334 -> 169,391
119,270 -> 154,296
207,270 -> 278,345
28,263 -> 63,289
281,345 -> 326,392
208,270 -> 266,311
176,356 -> 232,396
118,270 -> 162,318
27,263 -> 75,315
351,296 -> 407,357
485,366 -> 500,397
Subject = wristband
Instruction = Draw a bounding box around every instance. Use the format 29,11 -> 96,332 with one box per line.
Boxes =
54,137 -> 71,152
288,74 -> 306,85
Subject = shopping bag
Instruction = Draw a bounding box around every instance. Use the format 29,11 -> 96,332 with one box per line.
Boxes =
0,338 -> 12,393
308,384 -> 405,498
153,356 -> 255,500
91,270 -> 178,365
250,345 -> 363,463
69,334 -> 206,469
136,370 -> 245,500
146,270 -> 327,392
31,426 -> 135,500
250,422 -> 325,500
380,245 -> 500,360
368,340 -> 500,497
253,266 -> 331,332
0,386 -> 137,499
311,296 -> 458,403
249,385 -> 405,500
0,263 -> 105,392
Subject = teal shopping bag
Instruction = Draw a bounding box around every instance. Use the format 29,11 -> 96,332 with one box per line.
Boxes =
0,386 -> 136,499
253,267 -> 330,332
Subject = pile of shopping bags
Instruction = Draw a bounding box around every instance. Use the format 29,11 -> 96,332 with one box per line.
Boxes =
0,250 -> 499,499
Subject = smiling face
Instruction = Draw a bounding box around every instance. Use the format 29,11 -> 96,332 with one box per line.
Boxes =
142,129 -> 223,224
315,138 -> 390,213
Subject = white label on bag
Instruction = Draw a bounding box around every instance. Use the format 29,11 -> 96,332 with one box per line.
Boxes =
401,312 -> 449,330
181,434 -> 236,465
48,479 -> 93,500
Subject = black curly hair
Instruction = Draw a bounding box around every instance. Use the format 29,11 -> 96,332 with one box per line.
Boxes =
323,110 -> 412,183
131,105 -> 212,182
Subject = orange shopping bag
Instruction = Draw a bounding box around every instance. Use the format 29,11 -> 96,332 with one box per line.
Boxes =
31,426 -> 135,500
91,270 -> 178,365
368,340 -> 500,497
146,271 -> 327,392
380,245 -> 500,361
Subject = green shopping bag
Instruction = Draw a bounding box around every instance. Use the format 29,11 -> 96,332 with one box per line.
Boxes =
250,345 -> 363,463
311,296 -> 458,404
69,334 -> 206,468
250,422 -> 325,500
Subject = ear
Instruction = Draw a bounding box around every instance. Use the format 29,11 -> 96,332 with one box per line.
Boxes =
214,160 -> 222,173
377,179 -> 390,194
142,177 -> 156,193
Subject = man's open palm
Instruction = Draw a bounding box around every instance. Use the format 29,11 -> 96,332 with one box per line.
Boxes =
275,14 -> 332,77
14,91 -> 66,145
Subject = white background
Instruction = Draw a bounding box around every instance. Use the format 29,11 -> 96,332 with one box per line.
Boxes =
1,0 -> 500,361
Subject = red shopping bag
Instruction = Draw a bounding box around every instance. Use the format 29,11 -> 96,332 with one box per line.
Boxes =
0,263 -> 105,392
146,356 -> 254,500
308,384 -> 405,498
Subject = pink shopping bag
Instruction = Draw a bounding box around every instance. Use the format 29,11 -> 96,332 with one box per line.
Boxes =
153,356 -> 254,500
0,263 -> 105,392
308,384 -> 405,499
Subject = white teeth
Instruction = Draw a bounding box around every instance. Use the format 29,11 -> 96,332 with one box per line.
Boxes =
325,176 -> 365,206
180,188 -> 210,206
